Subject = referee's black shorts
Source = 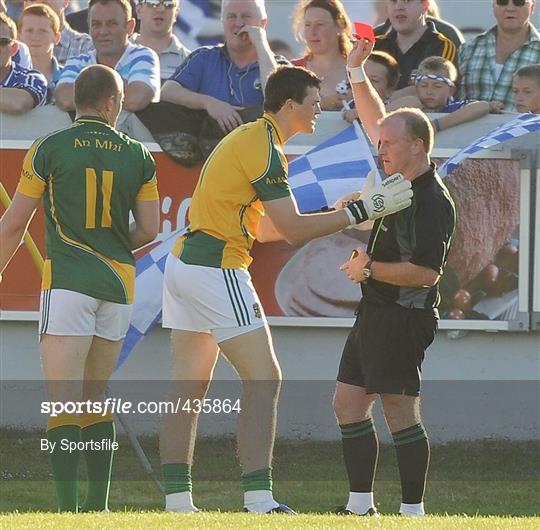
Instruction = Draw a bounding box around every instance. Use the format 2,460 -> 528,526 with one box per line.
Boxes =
337,299 -> 438,396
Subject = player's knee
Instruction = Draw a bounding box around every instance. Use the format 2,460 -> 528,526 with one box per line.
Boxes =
380,394 -> 421,430
333,391 -> 360,424
332,388 -> 373,425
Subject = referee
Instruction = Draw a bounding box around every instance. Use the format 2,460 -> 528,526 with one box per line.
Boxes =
333,39 -> 456,517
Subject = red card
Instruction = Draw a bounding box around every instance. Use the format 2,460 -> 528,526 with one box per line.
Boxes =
353,22 -> 375,43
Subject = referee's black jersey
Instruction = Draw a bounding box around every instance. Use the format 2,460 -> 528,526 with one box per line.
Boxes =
361,164 -> 456,315
374,20 -> 458,89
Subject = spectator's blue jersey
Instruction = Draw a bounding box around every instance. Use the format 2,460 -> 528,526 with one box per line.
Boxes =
170,44 -> 287,106
1,62 -> 47,107
13,41 -> 32,69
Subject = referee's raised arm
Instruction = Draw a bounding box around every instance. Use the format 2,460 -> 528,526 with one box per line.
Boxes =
347,39 -> 386,147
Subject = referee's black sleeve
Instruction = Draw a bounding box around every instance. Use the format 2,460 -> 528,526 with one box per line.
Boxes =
409,194 -> 454,275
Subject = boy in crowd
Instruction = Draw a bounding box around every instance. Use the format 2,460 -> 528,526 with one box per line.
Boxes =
389,55 -> 503,132
0,11 -> 47,113
19,4 -> 63,103
512,64 -> 540,114
343,50 -> 399,123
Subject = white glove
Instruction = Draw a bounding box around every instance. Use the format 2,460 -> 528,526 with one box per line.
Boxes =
345,172 -> 412,225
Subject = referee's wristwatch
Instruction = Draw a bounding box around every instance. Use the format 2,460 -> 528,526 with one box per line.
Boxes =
363,260 -> 373,280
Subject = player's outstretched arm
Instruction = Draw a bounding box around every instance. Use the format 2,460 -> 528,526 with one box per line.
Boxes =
262,174 -> 412,246
0,192 -> 40,275
129,199 -> 160,250
256,213 -> 285,243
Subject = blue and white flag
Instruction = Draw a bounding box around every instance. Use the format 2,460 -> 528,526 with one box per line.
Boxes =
440,113 -> 540,177
116,124 -> 378,368
288,123 -> 379,213
116,229 -> 183,369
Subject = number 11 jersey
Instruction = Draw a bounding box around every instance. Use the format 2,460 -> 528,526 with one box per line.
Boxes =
16,116 -> 158,304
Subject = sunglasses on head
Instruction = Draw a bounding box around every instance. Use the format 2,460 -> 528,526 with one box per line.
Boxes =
495,0 -> 529,6
0,37 -> 13,46
140,0 -> 176,8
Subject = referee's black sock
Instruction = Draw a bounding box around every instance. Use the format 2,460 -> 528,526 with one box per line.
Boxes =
340,418 -> 379,492
392,423 -> 430,505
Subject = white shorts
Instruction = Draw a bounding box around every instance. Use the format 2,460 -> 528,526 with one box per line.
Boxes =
39,289 -> 132,341
162,255 -> 267,343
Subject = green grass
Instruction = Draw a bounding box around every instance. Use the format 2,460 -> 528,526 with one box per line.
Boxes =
1,513 -> 539,530
1,428 -> 539,528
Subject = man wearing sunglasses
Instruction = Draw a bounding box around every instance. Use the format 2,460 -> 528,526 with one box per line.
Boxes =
0,12 -> 47,113
132,0 -> 190,83
457,0 -> 539,111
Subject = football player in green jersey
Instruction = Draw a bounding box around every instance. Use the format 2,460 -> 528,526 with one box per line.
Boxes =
0,64 -> 160,512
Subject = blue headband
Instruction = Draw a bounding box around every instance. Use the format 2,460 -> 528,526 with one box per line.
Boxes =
415,74 -> 455,87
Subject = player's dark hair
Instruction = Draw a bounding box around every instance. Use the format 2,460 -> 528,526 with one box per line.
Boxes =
74,64 -> 122,109
367,51 -> 400,91
264,66 -> 321,113
88,0 -> 132,22
383,107 -> 434,154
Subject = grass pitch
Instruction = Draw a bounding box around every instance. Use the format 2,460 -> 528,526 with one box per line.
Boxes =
1,429 -> 538,528
1,513 -> 540,530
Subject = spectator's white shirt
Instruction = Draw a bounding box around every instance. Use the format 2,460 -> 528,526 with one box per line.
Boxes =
56,42 -> 161,101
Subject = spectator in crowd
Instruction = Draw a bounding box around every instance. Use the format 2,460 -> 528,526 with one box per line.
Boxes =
343,49 -> 399,122
19,3 -> 63,103
374,0 -> 458,90
0,8 -> 33,67
23,0 -> 93,64
389,55 -> 503,131
55,0 -> 160,112
161,0 -> 281,134
65,0 -> 139,33
269,38 -> 294,60
512,63 -> 540,113
0,11 -> 47,112
457,0 -> 540,112
132,0 -> 190,83
292,0 -> 353,111
374,0 -> 465,50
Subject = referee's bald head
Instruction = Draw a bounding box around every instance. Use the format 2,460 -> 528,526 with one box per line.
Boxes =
74,64 -> 123,111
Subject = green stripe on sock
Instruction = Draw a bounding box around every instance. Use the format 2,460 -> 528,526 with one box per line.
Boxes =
80,421 -> 115,512
393,424 -> 427,446
340,419 -> 375,439
162,463 -> 192,494
242,467 -> 272,492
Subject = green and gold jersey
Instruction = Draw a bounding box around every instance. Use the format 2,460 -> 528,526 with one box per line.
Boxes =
172,113 -> 290,270
17,116 -> 158,304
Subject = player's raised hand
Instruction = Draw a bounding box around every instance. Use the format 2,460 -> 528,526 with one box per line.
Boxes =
345,172 -> 412,224
347,38 -> 375,69
205,97 -> 244,133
